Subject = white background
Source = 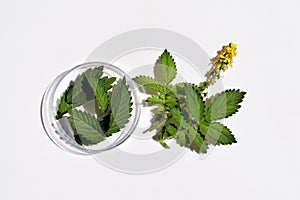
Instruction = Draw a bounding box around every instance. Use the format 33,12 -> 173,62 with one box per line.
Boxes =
1,0 -> 299,199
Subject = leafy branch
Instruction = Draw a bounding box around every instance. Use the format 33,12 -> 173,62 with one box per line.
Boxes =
134,47 -> 246,154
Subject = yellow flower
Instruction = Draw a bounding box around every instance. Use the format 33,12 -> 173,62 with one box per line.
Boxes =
212,42 -> 237,71
202,42 -> 238,88
216,64 -> 221,72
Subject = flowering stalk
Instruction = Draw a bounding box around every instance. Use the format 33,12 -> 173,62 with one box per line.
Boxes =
200,42 -> 237,89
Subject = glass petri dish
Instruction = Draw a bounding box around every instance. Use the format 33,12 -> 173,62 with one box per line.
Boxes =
40,62 -> 141,155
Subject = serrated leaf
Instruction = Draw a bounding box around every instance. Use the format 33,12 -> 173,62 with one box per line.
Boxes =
205,89 -> 246,121
56,102 -> 68,119
176,83 -> 205,121
106,77 -> 116,88
100,76 -> 116,90
95,86 -> 109,112
176,130 -> 188,147
65,82 -> 74,104
191,84 -> 206,120
165,96 -> 178,105
154,49 -> 177,84
152,130 -> 170,148
106,78 -> 132,136
133,76 -> 166,93
153,130 -> 163,141
56,82 -> 74,119
146,94 -> 178,107
165,124 -> 177,136
144,119 -> 166,132
188,127 -> 208,153
71,67 -> 107,108
74,134 -> 83,145
190,133 -> 208,153
175,127 -> 207,153
147,95 -> 164,104
170,108 -> 182,125
161,65 -> 177,85
200,122 -> 237,145
184,84 -> 201,123
175,82 -> 205,94
72,73 -> 88,106
83,66 -> 104,91
160,141 -> 170,148
56,98 -> 70,119
174,82 -> 186,92
95,76 -> 116,111
68,109 -> 105,145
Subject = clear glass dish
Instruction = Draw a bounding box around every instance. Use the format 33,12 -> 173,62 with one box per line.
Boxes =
40,62 -> 141,155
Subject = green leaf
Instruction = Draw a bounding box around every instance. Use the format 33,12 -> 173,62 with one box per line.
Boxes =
166,124 -> 177,136
106,78 -> 132,136
160,142 -> 170,148
188,127 -> 208,153
175,82 -> 205,95
155,49 -> 177,84
191,84 -> 206,120
72,73 -> 88,106
68,109 -> 105,145
56,82 -> 73,119
100,76 -> 116,91
152,130 -> 170,148
200,122 -> 237,145
184,84 -> 201,123
177,83 -> 205,124
153,130 -> 163,141
133,76 -> 166,93
170,108 -> 182,125
56,97 -> 70,119
205,89 -> 246,121
95,76 -> 116,111
95,86 -> 109,112
165,95 -> 178,105
83,66 -> 104,91
176,130 -> 188,147
147,95 -> 164,104
144,119 -> 166,132
65,82 -> 74,104
175,127 -> 208,153
174,83 -> 205,125
71,67 -> 107,108
146,94 -> 178,105
74,134 -> 83,145
190,133 -> 208,153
